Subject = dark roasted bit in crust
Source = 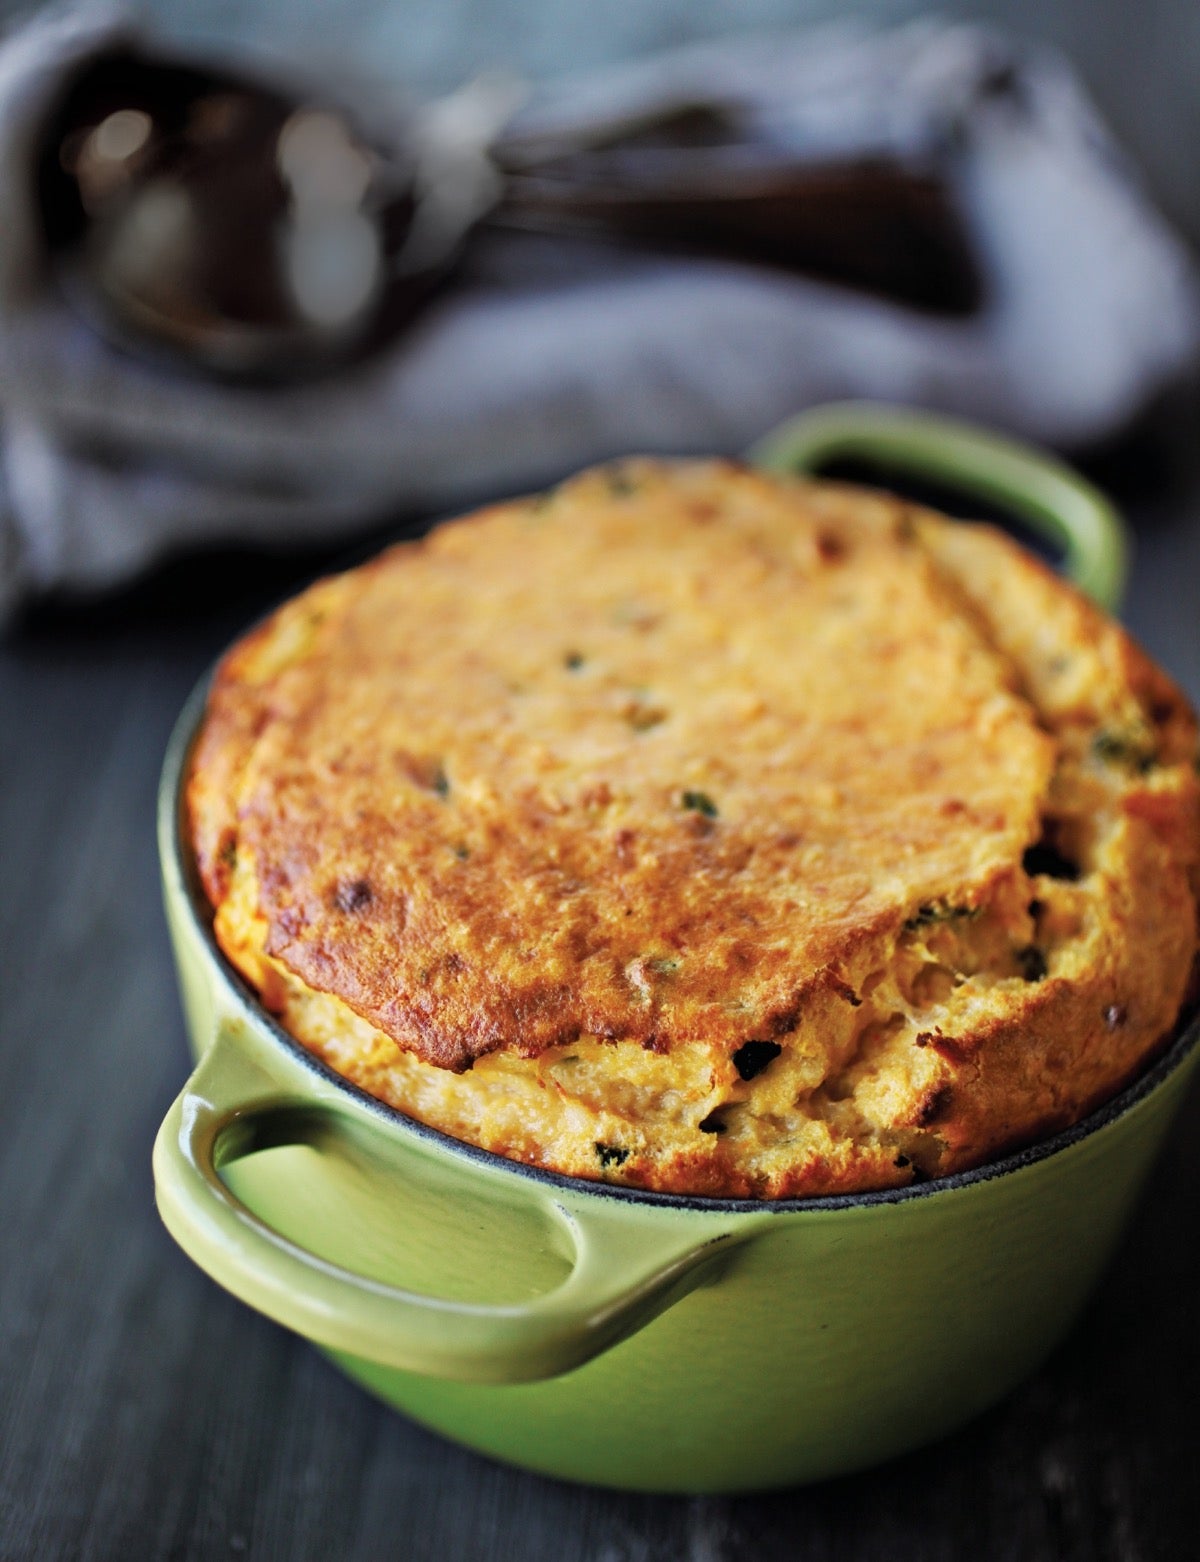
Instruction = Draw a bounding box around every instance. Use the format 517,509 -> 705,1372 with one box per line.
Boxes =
188,459 -> 1200,1197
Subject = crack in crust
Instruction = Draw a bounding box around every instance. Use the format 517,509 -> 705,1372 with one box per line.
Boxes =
189,460 -> 1200,1197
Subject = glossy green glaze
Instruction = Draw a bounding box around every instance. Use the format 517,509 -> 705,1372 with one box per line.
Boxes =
153,406 -> 1184,1491
330,1047 -> 1197,1490
750,401 -> 1128,610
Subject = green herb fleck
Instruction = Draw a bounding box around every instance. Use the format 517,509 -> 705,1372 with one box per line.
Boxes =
452,843 -> 470,861
1091,725 -> 1158,774
904,903 -> 979,933
595,1143 -> 629,1168
681,790 -> 718,819
627,702 -> 667,732
564,650 -> 585,671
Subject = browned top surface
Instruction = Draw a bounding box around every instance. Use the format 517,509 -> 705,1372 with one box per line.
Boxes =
190,459 -> 1066,1071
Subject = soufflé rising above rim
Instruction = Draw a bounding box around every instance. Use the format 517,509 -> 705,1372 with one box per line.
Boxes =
185,457 -> 1200,1200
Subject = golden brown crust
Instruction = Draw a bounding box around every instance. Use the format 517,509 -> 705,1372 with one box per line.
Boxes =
188,459 -> 1200,1198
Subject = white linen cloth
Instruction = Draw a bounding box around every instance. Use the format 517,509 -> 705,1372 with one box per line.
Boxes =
1,8 -> 1197,620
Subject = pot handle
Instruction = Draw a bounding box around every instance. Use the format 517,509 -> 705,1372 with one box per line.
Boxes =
153,1026 -> 738,1384
749,401 -> 1127,611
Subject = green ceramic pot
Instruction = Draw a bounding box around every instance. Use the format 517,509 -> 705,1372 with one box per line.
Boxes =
153,404 -> 1194,1493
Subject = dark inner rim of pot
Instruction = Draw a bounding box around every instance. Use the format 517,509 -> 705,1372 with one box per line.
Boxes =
164,677 -> 1200,1216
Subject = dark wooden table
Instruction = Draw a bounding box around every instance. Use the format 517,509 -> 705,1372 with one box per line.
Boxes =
3,449 -> 1200,1562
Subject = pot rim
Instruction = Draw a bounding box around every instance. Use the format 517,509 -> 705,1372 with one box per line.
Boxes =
163,671 -> 1200,1219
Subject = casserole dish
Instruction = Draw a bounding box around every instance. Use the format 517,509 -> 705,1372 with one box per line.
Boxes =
153,404 -> 1198,1491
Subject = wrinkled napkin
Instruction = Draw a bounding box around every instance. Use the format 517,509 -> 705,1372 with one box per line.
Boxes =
1,7 -> 1198,620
